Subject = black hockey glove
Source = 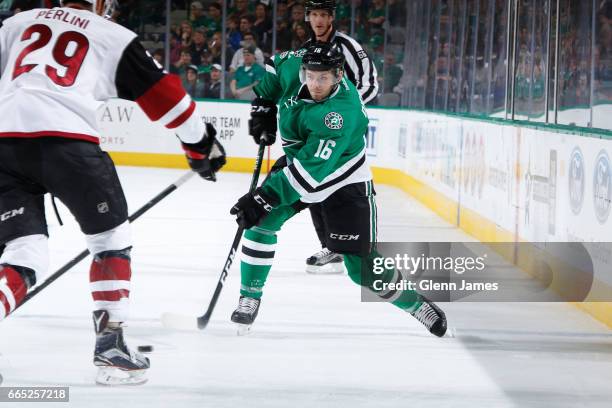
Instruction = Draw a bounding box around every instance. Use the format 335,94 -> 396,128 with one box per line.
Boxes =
249,97 -> 277,146
230,187 -> 279,229
182,123 -> 227,181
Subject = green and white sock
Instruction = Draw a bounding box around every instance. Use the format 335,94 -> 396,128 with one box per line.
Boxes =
239,228 -> 277,299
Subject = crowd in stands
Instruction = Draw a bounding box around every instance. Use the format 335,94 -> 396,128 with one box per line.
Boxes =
159,0 -> 398,101
0,0 -> 403,103
2,0 -> 610,122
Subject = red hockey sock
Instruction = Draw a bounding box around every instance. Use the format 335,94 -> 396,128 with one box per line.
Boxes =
0,265 -> 28,320
89,250 -> 132,322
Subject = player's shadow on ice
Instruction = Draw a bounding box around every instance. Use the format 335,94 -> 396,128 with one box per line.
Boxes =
456,329 -> 612,354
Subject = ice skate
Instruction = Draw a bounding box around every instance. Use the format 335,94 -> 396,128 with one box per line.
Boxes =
305,248 -> 344,274
93,310 -> 150,385
230,296 -> 261,336
410,297 -> 447,337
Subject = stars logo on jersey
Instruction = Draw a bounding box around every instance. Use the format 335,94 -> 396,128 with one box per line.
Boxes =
324,112 -> 344,130
294,49 -> 307,58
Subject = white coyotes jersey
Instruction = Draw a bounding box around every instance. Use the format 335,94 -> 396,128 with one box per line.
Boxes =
0,8 -> 138,142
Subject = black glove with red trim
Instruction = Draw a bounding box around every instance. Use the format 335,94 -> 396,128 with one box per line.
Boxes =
230,187 -> 279,229
249,97 -> 277,146
182,123 -> 226,181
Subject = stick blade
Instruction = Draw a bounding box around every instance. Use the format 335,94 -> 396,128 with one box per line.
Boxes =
196,313 -> 211,330
160,312 -> 198,330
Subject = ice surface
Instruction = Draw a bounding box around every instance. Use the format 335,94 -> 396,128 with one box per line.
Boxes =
1,167 -> 611,408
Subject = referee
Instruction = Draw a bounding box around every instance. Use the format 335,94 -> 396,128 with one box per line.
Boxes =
302,0 -> 379,274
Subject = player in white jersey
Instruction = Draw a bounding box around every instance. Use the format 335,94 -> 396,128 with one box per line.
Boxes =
0,0 -> 226,385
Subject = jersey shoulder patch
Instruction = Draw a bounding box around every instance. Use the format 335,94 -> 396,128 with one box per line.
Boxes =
275,48 -> 303,66
324,112 -> 344,130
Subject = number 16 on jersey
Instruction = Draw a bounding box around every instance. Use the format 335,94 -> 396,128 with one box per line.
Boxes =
314,139 -> 336,160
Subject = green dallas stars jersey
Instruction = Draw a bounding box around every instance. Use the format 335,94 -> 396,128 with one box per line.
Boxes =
254,50 -> 372,206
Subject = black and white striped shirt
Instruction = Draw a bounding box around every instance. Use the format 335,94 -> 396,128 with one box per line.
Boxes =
303,28 -> 379,104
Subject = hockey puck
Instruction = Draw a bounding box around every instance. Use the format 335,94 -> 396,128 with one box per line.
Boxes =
137,345 -> 154,353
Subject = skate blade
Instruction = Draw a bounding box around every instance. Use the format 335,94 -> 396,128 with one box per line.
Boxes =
306,262 -> 345,275
235,323 -> 252,336
95,367 -> 148,386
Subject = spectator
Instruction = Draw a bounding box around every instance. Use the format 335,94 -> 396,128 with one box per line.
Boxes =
276,0 -> 289,21
380,53 -> 403,93
291,22 -> 309,50
190,27 -> 208,66
203,63 -> 223,99
367,33 -> 384,61
253,3 -> 272,52
290,3 -> 305,32
171,48 -> 193,81
227,16 -> 243,52
0,0 -> 12,25
183,65 -> 205,98
230,0 -> 251,20
230,46 -> 265,100
170,22 -> 181,40
169,35 -> 182,64
204,3 -> 222,35
286,0 -> 299,11
387,0 -> 406,27
230,32 -> 264,72
178,20 -> 193,49
275,4 -> 292,51
367,0 -> 386,36
239,14 -> 254,37
190,1 -> 207,28
207,31 -> 234,70
335,0 -> 351,26
0,0 -> 13,12
575,71 -> 590,105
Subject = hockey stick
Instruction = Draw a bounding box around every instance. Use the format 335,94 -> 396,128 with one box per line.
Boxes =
196,141 -> 266,329
161,142 -> 267,330
16,171 -> 196,310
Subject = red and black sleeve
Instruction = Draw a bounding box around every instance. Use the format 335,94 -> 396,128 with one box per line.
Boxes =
115,39 -> 197,133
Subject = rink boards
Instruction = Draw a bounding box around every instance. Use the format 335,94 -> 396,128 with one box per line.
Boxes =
97,99 -> 612,327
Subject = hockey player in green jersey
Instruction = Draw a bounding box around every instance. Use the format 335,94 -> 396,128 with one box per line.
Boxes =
229,42 -> 447,337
